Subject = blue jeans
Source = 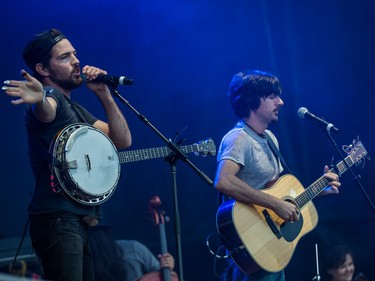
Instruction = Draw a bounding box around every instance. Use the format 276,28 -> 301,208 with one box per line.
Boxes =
234,268 -> 285,281
29,212 -> 95,281
223,259 -> 285,281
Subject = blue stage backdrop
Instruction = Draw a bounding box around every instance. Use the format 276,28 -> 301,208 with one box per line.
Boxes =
0,1 -> 374,280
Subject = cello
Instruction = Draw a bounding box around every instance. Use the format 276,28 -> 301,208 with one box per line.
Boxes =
137,195 -> 179,281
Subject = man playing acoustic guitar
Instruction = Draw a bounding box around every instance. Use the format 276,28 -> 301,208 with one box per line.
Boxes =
214,70 -> 341,281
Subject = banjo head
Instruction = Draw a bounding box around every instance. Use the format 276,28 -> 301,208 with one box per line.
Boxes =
51,123 -> 121,205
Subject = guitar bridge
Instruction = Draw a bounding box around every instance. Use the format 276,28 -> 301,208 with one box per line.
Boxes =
262,209 -> 282,239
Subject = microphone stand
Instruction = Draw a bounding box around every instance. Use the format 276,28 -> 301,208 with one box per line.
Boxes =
323,125 -> 374,212
311,243 -> 321,281
111,87 -> 214,281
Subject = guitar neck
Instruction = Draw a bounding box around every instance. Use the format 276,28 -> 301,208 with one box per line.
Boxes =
118,144 -> 200,164
296,155 -> 354,208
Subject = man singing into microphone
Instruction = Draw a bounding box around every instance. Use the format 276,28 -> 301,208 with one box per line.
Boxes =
2,28 -> 132,281
214,69 -> 341,281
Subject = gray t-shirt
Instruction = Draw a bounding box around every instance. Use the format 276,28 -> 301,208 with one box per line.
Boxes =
217,120 -> 282,190
116,240 -> 160,281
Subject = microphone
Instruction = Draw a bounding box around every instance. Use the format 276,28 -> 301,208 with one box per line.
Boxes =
83,74 -> 134,88
297,107 -> 339,132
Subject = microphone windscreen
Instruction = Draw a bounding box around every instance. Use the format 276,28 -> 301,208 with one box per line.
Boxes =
297,107 -> 308,118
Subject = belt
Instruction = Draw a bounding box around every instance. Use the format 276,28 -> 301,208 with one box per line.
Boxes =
82,216 -> 98,226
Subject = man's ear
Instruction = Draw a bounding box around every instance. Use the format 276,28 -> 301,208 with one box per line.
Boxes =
35,63 -> 49,77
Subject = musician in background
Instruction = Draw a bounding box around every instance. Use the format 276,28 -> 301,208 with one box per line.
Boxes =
214,69 -> 341,281
89,224 -> 175,281
2,28 -> 132,281
325,245 -> 369,281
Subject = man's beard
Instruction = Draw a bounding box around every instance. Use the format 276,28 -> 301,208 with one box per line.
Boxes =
49,70 -> 83,90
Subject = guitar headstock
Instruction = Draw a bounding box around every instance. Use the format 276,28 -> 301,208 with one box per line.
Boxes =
194,138 -> 216,157
343,137 -> 370,167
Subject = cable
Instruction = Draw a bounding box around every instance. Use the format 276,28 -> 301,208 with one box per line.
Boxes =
9,216 -> 30,273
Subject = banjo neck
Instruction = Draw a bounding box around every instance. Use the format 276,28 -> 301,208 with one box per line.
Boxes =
118,141 -> 215,164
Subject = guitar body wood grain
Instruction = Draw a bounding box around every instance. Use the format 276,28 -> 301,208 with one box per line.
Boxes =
217,174 -> 318,274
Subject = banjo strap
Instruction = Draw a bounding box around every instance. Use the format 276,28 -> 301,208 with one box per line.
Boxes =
64,96 -> 89,123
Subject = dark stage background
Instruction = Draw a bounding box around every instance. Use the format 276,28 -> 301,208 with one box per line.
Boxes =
1,1 -> 374,280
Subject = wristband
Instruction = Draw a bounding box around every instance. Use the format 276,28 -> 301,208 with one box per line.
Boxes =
41,89 -> 46,103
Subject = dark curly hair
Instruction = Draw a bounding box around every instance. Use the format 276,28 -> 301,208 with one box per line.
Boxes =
325,245 -> 353,270
228,69 -> 282,118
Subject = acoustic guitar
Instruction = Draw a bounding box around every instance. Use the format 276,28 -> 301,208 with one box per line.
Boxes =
216,138 -> 368,275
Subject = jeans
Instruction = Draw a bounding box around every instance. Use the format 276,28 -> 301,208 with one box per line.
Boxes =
235,268 -> 285,281
29,212 -> 95,281
223,259 -> 285,281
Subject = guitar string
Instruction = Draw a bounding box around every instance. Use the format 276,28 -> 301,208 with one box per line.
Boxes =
297,155 -> 352,207
119,145 -> 197,162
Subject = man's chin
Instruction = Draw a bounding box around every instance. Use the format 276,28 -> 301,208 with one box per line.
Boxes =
71,78 -> 83,89
50,76 -> 82,90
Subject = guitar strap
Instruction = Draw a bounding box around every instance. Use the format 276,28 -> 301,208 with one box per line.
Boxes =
242,121 -> 293,175
263,131 -> 293,175
218,125 -> 293,205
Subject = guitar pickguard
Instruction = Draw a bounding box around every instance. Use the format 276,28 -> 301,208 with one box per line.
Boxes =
279,216 -> 303,242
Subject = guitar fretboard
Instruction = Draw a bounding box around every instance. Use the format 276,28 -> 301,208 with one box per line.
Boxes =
296,155 -> 354,208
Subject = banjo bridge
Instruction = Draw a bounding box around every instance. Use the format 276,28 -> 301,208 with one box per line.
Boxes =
85,154 -> 91,171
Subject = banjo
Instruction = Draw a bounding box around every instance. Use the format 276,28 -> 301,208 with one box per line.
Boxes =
50,123 -> 216,206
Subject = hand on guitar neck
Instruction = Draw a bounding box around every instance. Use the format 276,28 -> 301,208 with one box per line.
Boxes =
157,253 -> 174,272
320,165 -> 341,195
